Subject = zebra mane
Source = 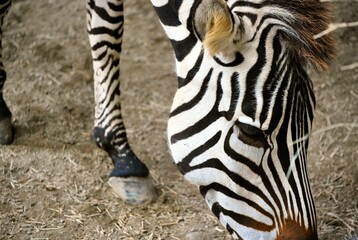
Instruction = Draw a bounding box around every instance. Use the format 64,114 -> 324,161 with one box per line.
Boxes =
272,0 -> 336,71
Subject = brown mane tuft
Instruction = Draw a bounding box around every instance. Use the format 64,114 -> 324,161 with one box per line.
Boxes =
273,0 -> 336,71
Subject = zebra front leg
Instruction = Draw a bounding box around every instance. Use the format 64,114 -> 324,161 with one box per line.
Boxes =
0,69 -> 12,145
0,0 -> 13,145
87,0 -> 157,204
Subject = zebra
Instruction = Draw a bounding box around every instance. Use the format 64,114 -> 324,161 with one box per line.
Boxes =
159,0 -> 334,238
0,0 -> 335,239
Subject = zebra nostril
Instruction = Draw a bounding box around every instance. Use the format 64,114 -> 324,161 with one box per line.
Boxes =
236,122 -> 267,148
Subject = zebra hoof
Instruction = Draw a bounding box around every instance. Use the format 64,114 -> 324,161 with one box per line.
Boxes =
0,117 -> 13,145
108,175 -> 157,204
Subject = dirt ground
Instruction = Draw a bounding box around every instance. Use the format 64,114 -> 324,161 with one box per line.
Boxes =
0,0 -> 356,239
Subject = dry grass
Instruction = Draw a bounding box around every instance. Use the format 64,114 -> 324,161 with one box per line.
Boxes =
0,0 -> 357,240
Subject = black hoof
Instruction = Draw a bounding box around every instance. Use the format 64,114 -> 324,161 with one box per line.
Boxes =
93,127 -> 156,203
109,150 -> 150,178
107,147 -> 157,204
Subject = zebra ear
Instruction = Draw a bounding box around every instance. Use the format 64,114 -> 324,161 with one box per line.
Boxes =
194,0 -> 243,56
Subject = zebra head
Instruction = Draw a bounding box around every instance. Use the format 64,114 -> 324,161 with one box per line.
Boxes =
153,0 -> 334,239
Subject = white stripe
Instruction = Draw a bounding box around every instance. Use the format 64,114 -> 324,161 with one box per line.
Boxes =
150,0 -> 168,8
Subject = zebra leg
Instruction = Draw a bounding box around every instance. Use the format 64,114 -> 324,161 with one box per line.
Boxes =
0,0 -> 13,145
86,0 -> 157,204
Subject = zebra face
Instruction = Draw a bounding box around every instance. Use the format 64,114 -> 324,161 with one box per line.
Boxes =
153,0 -> 333,239
168,47 -> 316,239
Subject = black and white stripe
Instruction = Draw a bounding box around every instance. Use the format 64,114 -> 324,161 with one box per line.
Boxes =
155,0 -> 318,238
86,0 -> 128,151
0,0 -> 330,238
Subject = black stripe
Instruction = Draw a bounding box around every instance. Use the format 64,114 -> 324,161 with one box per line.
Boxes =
223,72 -> 240,121
288,191 -> 294,220
230,1 -> 266,9
223,126 -> 260,174
189,154 -> 278,221
275,80 -> 292,176
212,202 -> 274,232
170,68 -> 213,117
227,224 -> 244,240
267,154 -> 289,223
267,65 -> 291,133
213,52 -> 244,67
91,40 -> 122,53
200,183 -> 274,222
176,131 -> 221,175
170,36 -> 198,62
234,12 -> 258,26
285,88 -> 304,225
259,35 -> 283,125
108,1 -> 123,12
178,52 -> 204,88
293,92 -> 313,229
153,0 -> 182,27
171,73 -> 223,144
153,0 -> 197,61
88,0 -> 123,23
223,125 -> 283,221
242,24 -> 275,120
88,24 -> 123,40
97,73 -> 121,123
93,47 -> 109,62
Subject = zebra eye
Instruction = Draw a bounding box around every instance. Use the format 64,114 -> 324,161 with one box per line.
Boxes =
237,122 -> 263,137
237,122 -> 267,147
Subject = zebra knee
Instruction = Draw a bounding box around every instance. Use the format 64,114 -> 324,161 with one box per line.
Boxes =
93,126 -> 150,178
